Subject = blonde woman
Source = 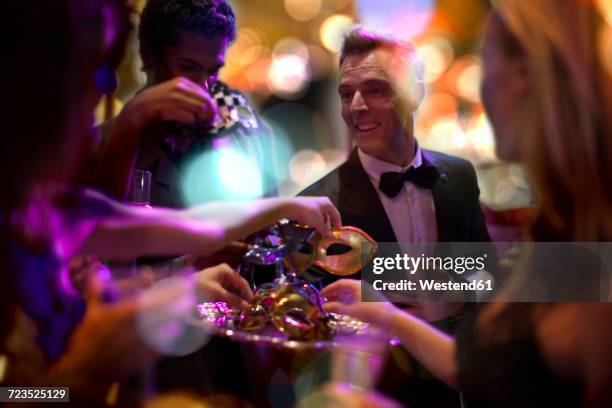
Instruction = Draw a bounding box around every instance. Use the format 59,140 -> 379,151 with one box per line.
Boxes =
323,1 -> 612,406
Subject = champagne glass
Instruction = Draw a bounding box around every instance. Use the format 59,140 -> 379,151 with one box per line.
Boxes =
130,169 -> 152,206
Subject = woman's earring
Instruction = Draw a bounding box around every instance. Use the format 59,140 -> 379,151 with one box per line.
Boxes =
94,63 -> 118,95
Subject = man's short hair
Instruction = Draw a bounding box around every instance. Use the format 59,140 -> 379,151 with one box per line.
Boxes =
139,0 -> 236,69
339,26 -> 424,83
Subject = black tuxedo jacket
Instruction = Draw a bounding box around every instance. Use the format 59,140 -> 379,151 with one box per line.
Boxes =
299,148 -> 490,407
300,148 -> 490,243
298,148 -> 491,286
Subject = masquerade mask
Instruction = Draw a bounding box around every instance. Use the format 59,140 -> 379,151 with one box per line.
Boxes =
286,226 -> 377,276
236,280 -> 331,341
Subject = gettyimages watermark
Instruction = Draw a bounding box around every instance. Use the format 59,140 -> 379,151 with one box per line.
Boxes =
360,242 -> 612,302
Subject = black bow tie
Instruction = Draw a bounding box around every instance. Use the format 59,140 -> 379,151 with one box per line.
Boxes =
378,165 -> 440,198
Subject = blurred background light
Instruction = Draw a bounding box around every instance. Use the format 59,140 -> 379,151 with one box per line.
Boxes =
180,148 -> 263,205
599,23 -> 612,77
289,149 -> 327,186
415,92 -> 458,136
455,59 -> 481,103
253,122 -> 295,188
307,44 -> 333,80
217,149 -> 264,197
112,1 -> 533,210
262,103 -> 333,195
267,54 -> 311,97
596,0 -> 612,26
284,0 -> 323,22
356,0 -> 434,40
244,56 -> 272,93
333,0 -> 352,11
443,56 -> 482,102
466,111 -> 495,159
273,37 -> 310,60
417,36 -> 455,83
320,14 -> 354,53
426,118 -> 466,153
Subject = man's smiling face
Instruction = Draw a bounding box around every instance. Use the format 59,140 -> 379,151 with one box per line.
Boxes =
338,48 -> 412,161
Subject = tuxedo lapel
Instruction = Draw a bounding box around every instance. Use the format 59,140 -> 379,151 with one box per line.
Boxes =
337,149 -> 398,243
423,150 -> 455,242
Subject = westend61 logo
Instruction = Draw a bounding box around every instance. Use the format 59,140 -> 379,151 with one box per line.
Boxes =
371,253 -> 488,275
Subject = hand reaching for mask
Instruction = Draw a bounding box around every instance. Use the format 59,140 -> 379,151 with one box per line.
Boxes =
321,279 -> 399,330
195,263 -> 253,309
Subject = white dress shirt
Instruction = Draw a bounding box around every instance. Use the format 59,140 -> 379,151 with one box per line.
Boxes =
358,147 -> 438,251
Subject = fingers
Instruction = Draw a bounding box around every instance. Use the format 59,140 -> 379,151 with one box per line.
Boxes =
289,197 -> 342,235
211,286 -> 250,310
321,279 -> 360,302
163,93 -> 217,124
322,301 -> 349,315
319,199 -> 342,228
174,77 -> 218,120
197,263 -> 253,306
221,270 -> 254,302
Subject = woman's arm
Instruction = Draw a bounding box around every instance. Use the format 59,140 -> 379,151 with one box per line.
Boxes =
321,279 -> 458,388
78,196 -> 341,260
390,310 -> 458,387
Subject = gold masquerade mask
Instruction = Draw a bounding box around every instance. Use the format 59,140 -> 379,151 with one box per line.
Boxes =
237,280 -> 332,340
286,226 -> 377,276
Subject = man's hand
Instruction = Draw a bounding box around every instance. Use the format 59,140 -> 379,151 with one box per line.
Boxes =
118,76 -> 218,129
195,263 -> 253,309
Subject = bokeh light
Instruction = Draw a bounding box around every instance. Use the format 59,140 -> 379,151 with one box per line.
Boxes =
417,36 -> 455,83
136,277 -> 209,356
596,0 -> 612,26
284,0 -> 322,22
456,61 -> 482,103
445,56 -> 482,102
599,22 -> 612,77
244,56 -> 272,93
426,118 -> 466,153
415,92 -> 458,135
356,0 -> 434,40
267,54 -> 311,97
320,14 -> 354,53
466,111 -> 496,160
289,150 -> 327,186
180,147 -> 263,205
273,37 -> 310,60
255,121 -> 295,187
261,103 -> 334,194
320,148 -> 346,170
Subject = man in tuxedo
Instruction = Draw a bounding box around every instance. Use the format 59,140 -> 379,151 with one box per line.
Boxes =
300,27 -> 490,407
301,26 -> 490,285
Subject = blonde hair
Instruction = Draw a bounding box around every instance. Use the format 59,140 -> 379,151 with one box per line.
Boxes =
492,0 -> 612,240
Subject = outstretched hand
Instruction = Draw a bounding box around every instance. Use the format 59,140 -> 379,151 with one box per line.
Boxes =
321,279 -> 398,330
195,263 -> 253,309
283,196 -> 342,235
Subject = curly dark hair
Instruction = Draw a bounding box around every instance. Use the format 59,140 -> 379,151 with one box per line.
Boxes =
139,0 -> 236,69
